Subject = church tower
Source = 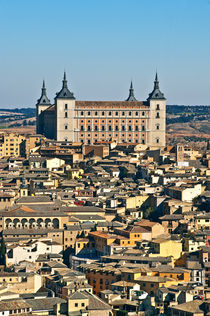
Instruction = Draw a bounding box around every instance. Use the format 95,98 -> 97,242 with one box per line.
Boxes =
36,80 -> 51,134
147,73 -> 166,148
55,72 -> 76,141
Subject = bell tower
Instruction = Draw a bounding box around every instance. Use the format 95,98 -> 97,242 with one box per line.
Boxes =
147,73 -> 166,148
36,80 -> 51,134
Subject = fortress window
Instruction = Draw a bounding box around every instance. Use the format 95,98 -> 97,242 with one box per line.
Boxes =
122,112 -> 125,116
128,125 -> 132,131
64,138 -> 68,141
65,104 -> 68,110
115,111 -> 118,116
65,125 -> 68,130
81,126 -> 84,131
129,111 -> 132,116
142,111 -> 145,116
156,112 -> 160,118
102,111 -> 105,116
88,111 -> 91,116
142,126 -> 145,131
156,124 -> 160,130
156,104 -> 160,110
109,111 -> 112,116
65,112 -> 68,118
156,138 -> 160,143
135,126 -> 138,131
135,112 -> 138,116
81,111 -> 84,115
95,111 -> 98,116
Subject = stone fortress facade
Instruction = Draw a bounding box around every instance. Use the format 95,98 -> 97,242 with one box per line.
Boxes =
36,72 -> 166,147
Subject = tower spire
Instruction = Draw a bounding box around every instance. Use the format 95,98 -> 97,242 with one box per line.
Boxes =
63,71 -> 68,88
36,80 -> 51,105
154,72 -> 159,90
126,80 -> 138,101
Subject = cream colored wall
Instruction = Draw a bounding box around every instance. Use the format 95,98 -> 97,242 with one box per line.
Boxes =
148,99 -> 166,148
56,99 -> 75,141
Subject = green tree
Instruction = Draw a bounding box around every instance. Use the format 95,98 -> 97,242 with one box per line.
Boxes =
0,237 -> 6,266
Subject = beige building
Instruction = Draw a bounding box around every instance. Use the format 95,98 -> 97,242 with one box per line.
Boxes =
36,72 -> 166,147
0,133 -> 25,157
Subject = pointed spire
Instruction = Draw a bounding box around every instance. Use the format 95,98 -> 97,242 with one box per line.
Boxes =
55,72 -> 75,100
126,80 -> 138,101
63,71 -> 68,88
36,80 -> 51,105
154,72 -> 159,90
42,80 -> 46,95
147,72 -> 165,100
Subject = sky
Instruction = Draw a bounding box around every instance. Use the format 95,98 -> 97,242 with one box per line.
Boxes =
0,0 -> 210,107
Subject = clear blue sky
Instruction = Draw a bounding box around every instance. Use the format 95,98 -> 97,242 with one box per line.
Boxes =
0,0 -> 210,107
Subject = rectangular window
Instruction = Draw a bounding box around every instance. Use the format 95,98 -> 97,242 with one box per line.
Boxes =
128,125 -> 132,131
88,111 -> 91,116
109,111 -> 112,116
102,125 -> 105,131
108,126 -> 112,131
95,111 -> 98,116
94,126 -> 98,131
65,125 -> 68,130
102,111 -> 105,116
65,104 -> 68,110
156,112 -> 160,118
115,126 -> 118,131
87,126 -> 91,131
115,111 -> 118,116
122,111 -> 125,116
81,111 -> 84,115
122,126 -> 125,131
142,126 -> 145,131
81,126 -> 84,131
65,112 -> 68,118
135,126 -> 138,131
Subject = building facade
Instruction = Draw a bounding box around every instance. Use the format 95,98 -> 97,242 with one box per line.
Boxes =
36,73 -> 166,147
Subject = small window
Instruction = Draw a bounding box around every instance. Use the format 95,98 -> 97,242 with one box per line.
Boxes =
156,104 -> 160,110
122,111 -> 125,116
81,126 -> 84,131
88,111 -> 91,116
122,126 -> 125,131
115,111 -> 118,116
135,126 -> 138,131
156,112 -> 160,118
81,111 -> 84,115
65,104 -> 68,110
109,111 -> 112,116
102,111 -> 105,116
65,112 -> 68,118
128,125 -> 132,131
75,303 -> 78,307
87,126 -> 91,131
129,111 -> 132,116
65,125 -> 68,130
135,111 -> 138,116
108,126 -> 112,131
94,126 -> 98,131
142,111 -> 145,116
95,111 -> 98,116
102,125 -> 105,131
156,124 -> 160,130
115,126 -> 118,131
156,138 -> 159,143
